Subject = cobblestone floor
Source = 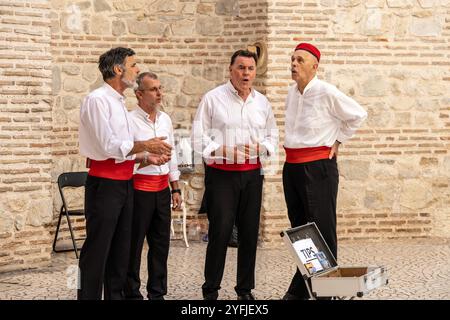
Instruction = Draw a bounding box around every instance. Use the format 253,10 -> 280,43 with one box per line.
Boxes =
1,239 -> 449,300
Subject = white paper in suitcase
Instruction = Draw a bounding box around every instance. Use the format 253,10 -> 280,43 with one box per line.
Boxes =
281,222 -> 388,299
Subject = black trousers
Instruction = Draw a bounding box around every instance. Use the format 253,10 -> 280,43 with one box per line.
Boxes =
202,167 -> 263,296
282,158 -> 339,299
124,187 -> 171,299
77,175 -> 133,300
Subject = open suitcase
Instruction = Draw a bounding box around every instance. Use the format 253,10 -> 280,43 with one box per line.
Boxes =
281,222 -> 388,299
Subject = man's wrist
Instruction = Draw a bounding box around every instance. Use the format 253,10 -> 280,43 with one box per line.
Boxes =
171,189 -> 181,195
142,151 -> 149,165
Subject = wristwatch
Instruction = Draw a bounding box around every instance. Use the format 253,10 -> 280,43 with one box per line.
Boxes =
171,189 -> 181,195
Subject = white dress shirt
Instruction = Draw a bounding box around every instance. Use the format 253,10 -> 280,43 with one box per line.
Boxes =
192,80 -> 278,161
130,106 -> 180,182
284,76 -> 367,148
79,83 -> 134,162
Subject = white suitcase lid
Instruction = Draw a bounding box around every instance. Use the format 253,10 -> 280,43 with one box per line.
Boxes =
281,222 -> 338,279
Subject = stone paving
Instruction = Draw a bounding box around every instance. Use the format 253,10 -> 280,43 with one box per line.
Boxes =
1,238 -> 450,300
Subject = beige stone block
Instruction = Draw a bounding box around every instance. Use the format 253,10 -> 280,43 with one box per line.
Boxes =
414,112 -> 438,126
400,180 -> 434,209
197,4 -> 214,14
361,9 -> 387,36
441,156 -> 450,177
182,3 -> 196,15
52,66 -> 61,95
397,160 -> 419,179
389,97 -> 414,111
404,79 -> 426,97
363,183 -> 397,210
82,64 -> 99,82
387,0 -> 414,8
372,162 -> 399,179
320,0 -> 336,6
338,182 -> 365,210
410,16 -> 443,36
27,199 -> 53,227
89,75 -> 104,91
62,95 -> 81,110
216,0 -> 239,16
189,176 -> 205,189
0,210 -> 14,233
60,7 -> 83,33
415,98 -> 441,112
196,16 -> 223,36
366,102 -> 391,127
6,196 -> 30,213
94,0 -> 111,12
155,0 -> 177,13
389,66 -> 412,80
90,14 -> 110,35
54,108 -> 68,124
360,75 -> 388,97
159,75 -> 180,93
176,94 -> 191,108
113,0 -> 146,11
203,65 -> 224,82
418,0 -> 438,8
365,0 -> 385,8
338,0 -> 362,7
63,78 -> 88,93
128,19 -> 165,36
339,159 -> 371,180
112,19 -> 126,36
62,65 -> 80,76
51,0 -> 68,10
393,112 -> 411,126
182,76 -> 213,95
332,11 -> 360,34
14,214 -> 26,231
171,19 -> 196,36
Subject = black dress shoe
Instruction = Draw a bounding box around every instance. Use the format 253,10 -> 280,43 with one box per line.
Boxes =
237,293 -> 255,300
282,292 -> 308,300
203,292 -> 218,300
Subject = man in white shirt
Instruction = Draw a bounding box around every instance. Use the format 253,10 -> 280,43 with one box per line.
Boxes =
192,50 -> 278,300
282,43 -> 367,300
124,72 -> 181,300
78,47 -> 172,300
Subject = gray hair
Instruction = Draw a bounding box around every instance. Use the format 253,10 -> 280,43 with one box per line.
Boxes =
135,72 -> 158,92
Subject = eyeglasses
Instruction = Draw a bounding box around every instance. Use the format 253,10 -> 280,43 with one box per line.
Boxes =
138,86 -> 164,92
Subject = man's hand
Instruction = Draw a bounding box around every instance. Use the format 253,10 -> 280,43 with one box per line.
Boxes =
329,140 -> 341,159
172,193 -> 182,210
241,143 -> 264,159
138,153 -> 171,169
144,137 -> 172,156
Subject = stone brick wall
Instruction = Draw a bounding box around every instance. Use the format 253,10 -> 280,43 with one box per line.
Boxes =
262,0 -> 450,245
0,0 -> 55,272
0,0 -> 449,272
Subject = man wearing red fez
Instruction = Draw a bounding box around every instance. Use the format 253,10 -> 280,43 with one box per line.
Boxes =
282,43 -> 367,300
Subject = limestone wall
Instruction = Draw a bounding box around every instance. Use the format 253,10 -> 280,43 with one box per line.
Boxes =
0,0 -> 449,272
262,0 -> 450,244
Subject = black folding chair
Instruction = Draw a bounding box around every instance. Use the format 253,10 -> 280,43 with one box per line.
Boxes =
52,172 -> 88,259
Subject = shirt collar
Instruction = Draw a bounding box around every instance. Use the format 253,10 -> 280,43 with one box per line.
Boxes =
226,80 -> 256,100
136,105 -> 161,123
103,82 -> 126,103
296,76 -> 319,95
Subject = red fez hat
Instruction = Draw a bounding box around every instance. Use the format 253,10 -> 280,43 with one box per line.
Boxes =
295,43 -> 321,62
